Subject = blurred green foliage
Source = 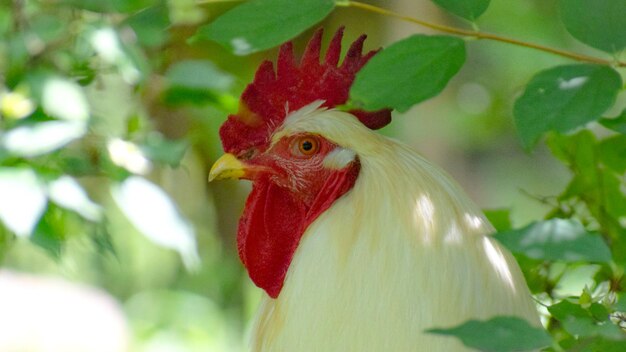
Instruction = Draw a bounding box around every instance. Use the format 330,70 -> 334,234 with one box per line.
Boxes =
1,0 -> 625,351
0,0 -> 251,350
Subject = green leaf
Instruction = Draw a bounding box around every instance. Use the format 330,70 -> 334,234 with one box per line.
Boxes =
601,171 -> 626,221
546,131 -> 600,201
589,303 -> 610,322
616,293 -> 626,312
60,0 -> 117,13
426,316 -> 551,352
124,5 -> 170,48
61,0 -> 157,14
195,0 -> 335,55
513,64 -> 621,150
165,60 -> 233,92
350,35 -> 465,112
91,223 -> 117,257
483,208 -> 512,232
563,315 -> 625,340
431,0 -> 490,21
0,226 -> 13,260
164,60 -> 236,107
600,109 -> 626,135
547,299 -> 624,340
31,212 -> 63,257
546,130 -> 596,165
31,15 -> 65,44
493,219 -> 612,263
560,0 -> 626,53
141,135 -> 189,168
599,135 -> 626,173
548,299 -> 589,321
569,338 -> 626,352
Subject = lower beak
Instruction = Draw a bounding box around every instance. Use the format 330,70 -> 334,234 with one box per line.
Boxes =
209,153 -> 246,182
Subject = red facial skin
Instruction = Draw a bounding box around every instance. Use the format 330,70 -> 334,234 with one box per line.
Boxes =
218,28 -> 387,298
236,134 -> 360,298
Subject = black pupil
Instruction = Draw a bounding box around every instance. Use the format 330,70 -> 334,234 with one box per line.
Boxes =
301,140 -> 313,151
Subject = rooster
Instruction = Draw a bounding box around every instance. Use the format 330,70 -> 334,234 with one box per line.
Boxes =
209,28 -> 540,351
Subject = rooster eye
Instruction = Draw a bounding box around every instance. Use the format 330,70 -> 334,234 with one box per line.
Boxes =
296,136 -> 320,156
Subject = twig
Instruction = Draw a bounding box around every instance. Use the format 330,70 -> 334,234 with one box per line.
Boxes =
342,1 -> 626,68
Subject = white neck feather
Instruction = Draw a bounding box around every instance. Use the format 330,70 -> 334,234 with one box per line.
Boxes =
250,107 -> 540,352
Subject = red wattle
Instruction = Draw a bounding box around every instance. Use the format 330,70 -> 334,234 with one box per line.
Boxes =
237,179 -> 306,298
237,164 -> 359,298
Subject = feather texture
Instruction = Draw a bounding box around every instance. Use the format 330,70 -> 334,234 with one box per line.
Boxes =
249,104 -> 540,351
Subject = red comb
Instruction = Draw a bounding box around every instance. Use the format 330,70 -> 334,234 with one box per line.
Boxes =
219,27 -> 392,155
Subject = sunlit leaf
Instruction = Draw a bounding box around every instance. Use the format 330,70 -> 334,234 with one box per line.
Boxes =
426,316 -> 551,352
48,176 -> 103,222
431,0 -> 490,21
494,219 -> 612,263
350,35 -> 465,112
0,168 -> 47,237
90,27 -> 142,84
514,64 -> 621,150
42,77 -> 90,121
560,0 -> 626,53
107,138 -> 152,175
1,121 -> 87,157
0,90 -> 35,119
169,0 -> 206,25
195,0 -> 335,55
112,176 -> 199,269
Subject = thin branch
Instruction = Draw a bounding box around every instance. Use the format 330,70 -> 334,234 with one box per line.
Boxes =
343,1 -> 626,68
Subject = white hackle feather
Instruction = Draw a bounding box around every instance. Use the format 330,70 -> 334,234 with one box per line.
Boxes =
253,103 -> 540,351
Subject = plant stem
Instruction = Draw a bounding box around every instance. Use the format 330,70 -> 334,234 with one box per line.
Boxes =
344,1 -> 626,68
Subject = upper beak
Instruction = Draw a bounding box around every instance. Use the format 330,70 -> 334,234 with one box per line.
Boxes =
209,153 -> 246,182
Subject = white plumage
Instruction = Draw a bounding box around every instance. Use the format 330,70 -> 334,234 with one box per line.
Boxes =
249,103 -> 540,351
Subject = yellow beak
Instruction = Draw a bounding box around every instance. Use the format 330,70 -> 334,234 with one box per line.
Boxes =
209,153 -> 246,182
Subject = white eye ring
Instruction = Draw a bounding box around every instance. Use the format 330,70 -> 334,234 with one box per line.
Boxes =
323,148 -> 356,169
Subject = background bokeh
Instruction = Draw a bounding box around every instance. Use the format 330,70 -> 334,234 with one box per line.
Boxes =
0,0 -> 619,351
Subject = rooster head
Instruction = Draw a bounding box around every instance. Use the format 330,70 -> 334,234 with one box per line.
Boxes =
209,28 -> 391,298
